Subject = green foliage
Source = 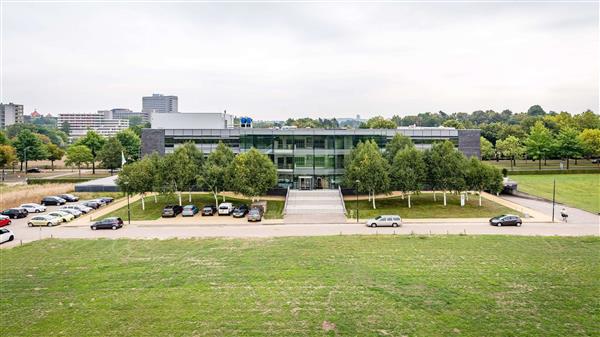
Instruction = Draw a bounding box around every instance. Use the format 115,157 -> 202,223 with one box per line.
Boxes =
555,127 -> 583,168
343,140 -> 391,208
65,145 -> 93,175
230,148 -> 277,199
384,133 -> 414,162
574,110 -> 600,130
0,131 -> 9,145
116,129 -> 141,162
527,104 -> 546,116
117,157 -> 155,198
198,142 -> 235,205
578,129 -> 600,158
128,116 -> 144,127
45,143 -> 65,171
479,137 -> 494,160
97,137 -> 125,172
442,119 -> 465,129
60,121 -> 71,135
425,141 -> 467,193
524,121 -> 553,169
0,144 -> 18,169
363,116 -> 397,129
75,130 -> 105,174
496,136 -> 524,169
391,146 -> 426,202
13,129 -> 48,167
284,118 -> 339,129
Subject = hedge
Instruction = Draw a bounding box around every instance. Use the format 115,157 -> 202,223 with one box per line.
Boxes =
27,178 -> 93,185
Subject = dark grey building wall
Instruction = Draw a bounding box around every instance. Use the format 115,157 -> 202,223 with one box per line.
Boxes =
141,129 -> 165,156
458,129 -> 481,159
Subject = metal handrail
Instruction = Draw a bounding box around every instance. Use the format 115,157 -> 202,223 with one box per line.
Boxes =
338,185 -> 347,215
283,185 -> 290,215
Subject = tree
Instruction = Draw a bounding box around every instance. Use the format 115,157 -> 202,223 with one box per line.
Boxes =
166,143 -> 201,205
524,121 -> 553,170
75,130 -> 105,174
425,141 -> 467,206
555,127 -> 582,169
364,116 -> 397,129
128,116 -> 144,127
116,129 -> 141,162
65,145 -> 93,176
495,136 -> 523,170
60,121 -> 71,135
466,158 -> 501,206
198,142 -> 234,207
442,119 -> 465,129
578,129 -> 600,159
574,110 -> 600,130
343,140 -> 391,209
527,105 -> 546,116
480,137 -> 494,160
0,131 -> 9,145
117,157 -> 154,210
13,129 -> 47,171
230,148 -> 277,201
98,137 -> 125,174
0,144 -> 17,181
391,146 -> 426,208
384,134 -> 414,163
45,143 -> 65,171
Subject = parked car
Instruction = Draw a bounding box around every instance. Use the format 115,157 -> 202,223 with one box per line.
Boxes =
40,196 -> 66,206
47,211 -> 75,223
162,205 -> 183,217
182,205 -> 199,217
62,204 -> 93,214
366,215 -> 402,228
247,207 -> 263,222
19,203 -> 46,213
81,201 -> 101,209
58,208 -> 82,217
202,205 -> 218,216
1,208 -> 28,219
27,215 -> 62,227
489,214 -> 522,227
0,215 -> 12,227
218,202 -> 234,216
591,158 -> 600,164
97,197 -> 114,204
26,168 -> 42,173
57,194 -> 79,202
91,217 -> 123,230
0,228 -> 14,244
232,204 -> 249,218
87,199 -> 107,206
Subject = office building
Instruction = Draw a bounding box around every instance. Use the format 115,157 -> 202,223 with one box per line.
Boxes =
58,110 -> 129,140
142,93 -> 178,113
0,103 -> 24,128
110,108 -> 150,123
142,113 -> 480,190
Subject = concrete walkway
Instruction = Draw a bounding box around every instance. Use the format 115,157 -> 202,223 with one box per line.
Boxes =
499,194 -> 599,226
284,189 -> 346,224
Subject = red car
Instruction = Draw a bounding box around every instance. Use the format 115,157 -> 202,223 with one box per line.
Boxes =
0,215 -> 12,227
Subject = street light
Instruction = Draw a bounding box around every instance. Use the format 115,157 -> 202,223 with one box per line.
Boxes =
355,179 -> 360,223
124,181 -> 131,225
23,146 -> 32,176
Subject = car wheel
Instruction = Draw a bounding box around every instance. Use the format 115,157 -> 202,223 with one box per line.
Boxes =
47,222 -> 53,227
112,225 -> 117,230
372,223 -> 377,228
27,222 -> 33,227
8,235 -> 14,241
497,223 -> 502,227
517,222 -> 522,227
91,226 -> 97,230
36,210 -> 41,213
392,223 -> 398,227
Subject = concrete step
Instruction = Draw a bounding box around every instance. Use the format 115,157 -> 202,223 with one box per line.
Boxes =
283,213 -> 347,224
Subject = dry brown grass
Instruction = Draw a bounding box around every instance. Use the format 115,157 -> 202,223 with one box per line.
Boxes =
0,183 -> 74,209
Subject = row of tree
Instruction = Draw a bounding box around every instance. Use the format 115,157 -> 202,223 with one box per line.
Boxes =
343,135 -> 503,209
117,143 -> 277,208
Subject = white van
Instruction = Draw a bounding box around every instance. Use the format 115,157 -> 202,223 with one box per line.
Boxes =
218,202 -> 234,216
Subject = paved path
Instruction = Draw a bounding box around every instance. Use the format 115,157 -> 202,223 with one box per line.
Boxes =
500,194 -> 599,226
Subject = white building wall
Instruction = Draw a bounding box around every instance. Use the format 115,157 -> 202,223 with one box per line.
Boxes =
152,112 -> 234,129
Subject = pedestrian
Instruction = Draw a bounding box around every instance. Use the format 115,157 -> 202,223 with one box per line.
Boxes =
560,208 -> 568,223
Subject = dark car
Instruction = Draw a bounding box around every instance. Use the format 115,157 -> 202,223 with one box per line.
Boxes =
81,201 -> 101,209
162,205 -> 183,217
202,205 -> 218,216
91,217 -> 123,230
592,158 -> 600,164
40,196 -> 66,206
26,168 -> 42,173
98,197 -> 114,204
490,214 -> 522,227
57,194 -> 80,202
1,208 -> 28,219
232,205 -> 249,218
247,208 -> 263,222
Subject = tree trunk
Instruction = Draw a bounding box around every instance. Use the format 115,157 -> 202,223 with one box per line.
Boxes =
372,191 -> 376,209
51,160 -> 54,171
189,189 -> 192,203
510,157 -> 513,170
443,191 -> 447,206
544,157 -> 547,166
479,192 -> 482,207
368,191 -> 371,202
178,191 -> 182,206
433,191 -> 437,202
408,194 -> 411,208
538,158 -> 542,170
78,165 -> 81,177
141,194 -> 145,210
213,189 -> 219,208
566,158 -> 570,170
20,161 -> 23,171
92,159 -> 96,174
154,194 -> 157,203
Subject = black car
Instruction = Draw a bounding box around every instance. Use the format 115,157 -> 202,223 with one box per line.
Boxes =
81,201 -> 101,209
489,214 -> 522,227
40,196 -> 66,206
26,168 -> 42,173
57,194 -> 79,202
592,158 -> 600,164
162,205 -> 183,217
91,217 -> 123,230
98,197 -> 114,204
232,204 -> 249,218
202,205 -> 218,216
1,208 -> 28,219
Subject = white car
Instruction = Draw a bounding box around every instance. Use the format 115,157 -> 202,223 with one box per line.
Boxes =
0,228 -> 14,244
58,208 -> 82,217
366,215 -> 402,228
19,203 -> 46,213
218,202 -> 234,215
63,204 -> 93,214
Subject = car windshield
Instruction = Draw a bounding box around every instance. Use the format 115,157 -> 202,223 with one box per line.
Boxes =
219,206 -> 229,209
184,206 -> 193,209
374,216 -> 383,220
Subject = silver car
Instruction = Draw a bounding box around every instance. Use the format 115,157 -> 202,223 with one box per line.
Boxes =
366,215 -> 402,228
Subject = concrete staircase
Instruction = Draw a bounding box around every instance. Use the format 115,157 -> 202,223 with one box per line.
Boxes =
284,189 -> 347,224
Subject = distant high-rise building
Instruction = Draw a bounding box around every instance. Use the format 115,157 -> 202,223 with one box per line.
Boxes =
58,110 -> 129,140
0,103 -> 24,128
110,108 -> 150,123
142,93 -> 178,113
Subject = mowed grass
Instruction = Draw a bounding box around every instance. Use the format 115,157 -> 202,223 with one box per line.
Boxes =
345,193 -> 520,219
487,159 -> 600,171
101,193 -> 284,220
512,174 -> 600,214
1,236 -> 598,336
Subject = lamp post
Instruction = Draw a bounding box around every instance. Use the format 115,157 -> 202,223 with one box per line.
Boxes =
551,179 -> 556,223
355,179 -> 360,223
124,181 -> 131,225
23,146 -> 31,176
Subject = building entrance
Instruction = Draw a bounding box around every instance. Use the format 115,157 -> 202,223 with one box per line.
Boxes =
299,176 -> 313,190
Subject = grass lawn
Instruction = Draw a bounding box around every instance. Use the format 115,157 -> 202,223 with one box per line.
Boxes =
345,193 -> 520,219
1,236 -> 598,336
512,174 -> 600,214
73,192 -> 125,201
101,193 -> 284,220
487,159 -> 600,171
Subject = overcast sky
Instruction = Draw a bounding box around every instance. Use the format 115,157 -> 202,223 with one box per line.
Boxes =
1,1 -> 598,119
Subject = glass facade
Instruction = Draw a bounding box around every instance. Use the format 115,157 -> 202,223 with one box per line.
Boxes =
159,128 -> 464,189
